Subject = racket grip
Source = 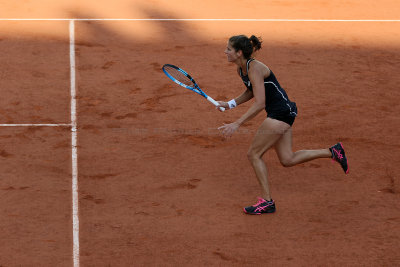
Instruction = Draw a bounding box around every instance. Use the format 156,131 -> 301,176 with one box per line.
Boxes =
207,96 -> 225,112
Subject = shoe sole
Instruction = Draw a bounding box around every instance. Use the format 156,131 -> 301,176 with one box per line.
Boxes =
243,208 -> 276,215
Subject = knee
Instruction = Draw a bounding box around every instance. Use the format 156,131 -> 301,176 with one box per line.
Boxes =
280,157 -> 294,167
247,149 -> 260,163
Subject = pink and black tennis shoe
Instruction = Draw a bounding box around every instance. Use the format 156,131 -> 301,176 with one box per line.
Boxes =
330,142 -> 349,174
244,197 -> 276,215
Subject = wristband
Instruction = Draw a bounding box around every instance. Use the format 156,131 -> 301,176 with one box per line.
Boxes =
228,99 -> 237,109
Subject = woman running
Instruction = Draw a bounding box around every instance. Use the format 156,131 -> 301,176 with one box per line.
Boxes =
217,35 -> 348,215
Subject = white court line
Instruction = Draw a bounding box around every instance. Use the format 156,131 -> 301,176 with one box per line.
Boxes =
0,124 -> 71,126
0,20 -> 80,267
69,20 -> 80,267
0,18 -> 399,22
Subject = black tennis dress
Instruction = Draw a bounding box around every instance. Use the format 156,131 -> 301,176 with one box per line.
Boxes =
239,58 -> 297,126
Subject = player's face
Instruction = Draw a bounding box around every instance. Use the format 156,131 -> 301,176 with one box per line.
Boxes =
224,41 -> 240,62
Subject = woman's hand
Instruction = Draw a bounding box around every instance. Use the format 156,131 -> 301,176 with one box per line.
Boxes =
216,101 -> 229,112
218,122 -> 240,138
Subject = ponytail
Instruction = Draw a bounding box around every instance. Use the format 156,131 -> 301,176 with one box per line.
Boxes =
229,34 -> 262,59
250,35 -> 262,52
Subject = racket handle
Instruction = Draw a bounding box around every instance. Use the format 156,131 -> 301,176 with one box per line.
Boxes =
207,96 -> 225,112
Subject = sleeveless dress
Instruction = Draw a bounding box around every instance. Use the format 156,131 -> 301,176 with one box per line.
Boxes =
239,58 -> 297,126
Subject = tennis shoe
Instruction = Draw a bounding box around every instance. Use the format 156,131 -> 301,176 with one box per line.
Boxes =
243,197 -> 276,215
330,142 -> 349,174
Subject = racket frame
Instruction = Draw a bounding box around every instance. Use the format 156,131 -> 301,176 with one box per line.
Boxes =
162,64 -> 225,111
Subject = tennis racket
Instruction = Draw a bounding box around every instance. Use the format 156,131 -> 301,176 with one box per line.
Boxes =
162,64 -> 225,111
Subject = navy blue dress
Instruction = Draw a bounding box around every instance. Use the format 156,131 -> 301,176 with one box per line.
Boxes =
239,58 -> 297,126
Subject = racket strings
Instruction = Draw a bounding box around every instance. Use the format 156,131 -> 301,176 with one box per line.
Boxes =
164,66 -> 195,88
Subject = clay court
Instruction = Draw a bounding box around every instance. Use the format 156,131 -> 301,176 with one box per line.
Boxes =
0,1 -> 400,266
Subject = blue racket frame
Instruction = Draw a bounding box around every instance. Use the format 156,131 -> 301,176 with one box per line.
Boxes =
162,64 -> 207,98
162,64 -> 225,111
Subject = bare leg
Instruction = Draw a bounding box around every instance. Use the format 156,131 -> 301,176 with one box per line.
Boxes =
247,118 -> 290,200
274,128 -> 332,167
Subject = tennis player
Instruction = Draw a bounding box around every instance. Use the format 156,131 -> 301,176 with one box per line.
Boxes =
217,35 -> 349,215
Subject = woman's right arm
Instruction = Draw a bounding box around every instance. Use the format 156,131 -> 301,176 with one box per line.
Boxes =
217,89 -> 253,110
234,89 -> 253,105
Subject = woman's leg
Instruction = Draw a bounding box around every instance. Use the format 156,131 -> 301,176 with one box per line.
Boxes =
274,128 -> 331,167
247,118 -> 290,200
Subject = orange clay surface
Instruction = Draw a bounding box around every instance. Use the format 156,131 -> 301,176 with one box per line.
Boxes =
0,1 -> 400,266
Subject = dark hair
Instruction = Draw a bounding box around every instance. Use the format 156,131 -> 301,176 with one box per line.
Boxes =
229,35 -> 262,59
